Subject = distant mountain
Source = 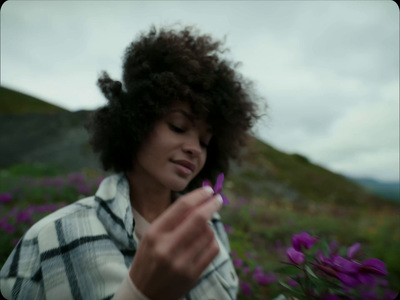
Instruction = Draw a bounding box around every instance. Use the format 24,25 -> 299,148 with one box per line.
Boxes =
347,177 -> 400,203
0,86 -> 100,172
0,86 -> 67,114
1,87 -> 396,209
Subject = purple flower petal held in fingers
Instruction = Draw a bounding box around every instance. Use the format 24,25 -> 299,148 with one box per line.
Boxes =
214,173 -> 224,193
202,180 -> 213,188
202,172 -> 229,205
286,247 -> 305,265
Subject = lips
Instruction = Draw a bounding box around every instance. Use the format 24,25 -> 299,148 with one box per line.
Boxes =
173,159 -> 195,173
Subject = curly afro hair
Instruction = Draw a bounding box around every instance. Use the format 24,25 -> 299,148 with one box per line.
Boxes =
85,25 -> 263,191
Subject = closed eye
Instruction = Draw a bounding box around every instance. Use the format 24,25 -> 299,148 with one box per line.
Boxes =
169,124 -> 185,133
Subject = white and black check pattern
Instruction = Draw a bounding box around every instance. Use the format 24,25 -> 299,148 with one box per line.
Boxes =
1,174 -> 238,300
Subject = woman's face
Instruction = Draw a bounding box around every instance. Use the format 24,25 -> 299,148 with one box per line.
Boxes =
133,102 -> 212,191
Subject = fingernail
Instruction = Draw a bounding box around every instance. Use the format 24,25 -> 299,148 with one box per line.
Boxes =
215,194 -> 223,207
203,186 -> 214,195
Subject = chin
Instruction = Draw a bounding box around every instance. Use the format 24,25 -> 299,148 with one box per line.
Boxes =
167,177 -> 192,192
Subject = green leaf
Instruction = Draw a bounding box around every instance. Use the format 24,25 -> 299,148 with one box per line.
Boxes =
278,280 -> 303,296
321,239 -> 330,256
305,265 -> 318,279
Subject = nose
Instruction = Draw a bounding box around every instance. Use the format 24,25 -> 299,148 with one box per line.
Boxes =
182,137 -> 202,157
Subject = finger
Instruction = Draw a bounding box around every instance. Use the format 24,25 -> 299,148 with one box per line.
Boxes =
179,225 -> 215,264
190,237 -> 220,279
152,186 -> 214,231
168,194 -> 222,250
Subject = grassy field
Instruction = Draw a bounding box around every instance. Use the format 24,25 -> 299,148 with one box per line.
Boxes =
1,163 -> 399,299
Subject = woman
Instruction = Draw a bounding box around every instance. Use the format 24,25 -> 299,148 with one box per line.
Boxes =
0,25 -> 260,299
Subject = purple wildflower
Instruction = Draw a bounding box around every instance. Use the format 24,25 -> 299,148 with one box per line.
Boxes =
16,210 -> 32,223
77,183 -> 91,195
314,263 -> 339,278
242,266 -> 250,274
233,258 -> 243,268
68,173 -> 85,184
329,240 -> 339,255
223,224 -> 233,234
253,272 -> 277,285
288,277 -> 298,287
292,232 -> 317,252
358,273 -> 376,286
360,290 -> 379,300
377,278 -> 389,287
35,204 -> 60,213
0,218 -> 15,233
337,272 -> 360,287
359,258 -> 388,277
0,193 -> 12,204
331,256 -> 359,274
239,282 -> 251,296
316,250 -> 333,266
286,247 -> 305,265
202,173 -> 229,205
347,242 -> 361,259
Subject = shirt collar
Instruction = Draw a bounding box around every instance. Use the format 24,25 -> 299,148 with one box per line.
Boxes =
95,173 -> 137,249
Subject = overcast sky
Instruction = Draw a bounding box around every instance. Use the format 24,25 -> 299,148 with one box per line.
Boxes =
1,0 -> 399,182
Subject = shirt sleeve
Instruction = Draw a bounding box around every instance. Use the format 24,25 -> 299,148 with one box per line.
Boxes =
112,274 -> 150,300
0,237 -> 45,300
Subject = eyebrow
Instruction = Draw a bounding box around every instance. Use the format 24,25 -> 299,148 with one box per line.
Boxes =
168,109 -> 212,133
169,109 -> 194,122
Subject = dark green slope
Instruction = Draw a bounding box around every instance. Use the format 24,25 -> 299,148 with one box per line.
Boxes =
0,86 -> 68,114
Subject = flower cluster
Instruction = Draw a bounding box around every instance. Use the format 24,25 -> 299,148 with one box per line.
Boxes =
230,250 -> 286,299
282,232 -> 396,299
0,173 -> 104,247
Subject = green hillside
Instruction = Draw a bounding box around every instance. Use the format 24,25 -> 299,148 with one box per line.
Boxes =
0,86 -> 67,114
228,135 -> 388,208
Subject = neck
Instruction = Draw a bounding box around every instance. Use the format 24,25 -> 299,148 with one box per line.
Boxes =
125,170 -> 172,224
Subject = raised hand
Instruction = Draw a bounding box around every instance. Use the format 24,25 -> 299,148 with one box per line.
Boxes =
129,186 -> 223,300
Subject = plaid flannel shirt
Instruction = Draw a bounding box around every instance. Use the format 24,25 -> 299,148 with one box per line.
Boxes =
0,174 -> 239,300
